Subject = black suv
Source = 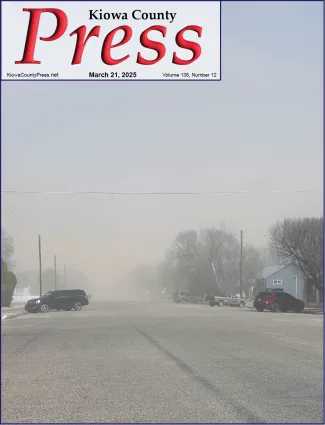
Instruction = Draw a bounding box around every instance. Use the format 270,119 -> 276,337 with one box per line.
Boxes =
25,289 -> 89,313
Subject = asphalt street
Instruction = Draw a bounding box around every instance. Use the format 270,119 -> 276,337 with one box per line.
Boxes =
1,301 -> 323,423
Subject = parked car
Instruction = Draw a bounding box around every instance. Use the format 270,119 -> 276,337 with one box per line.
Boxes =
209,293 -> 246,308
265,288 -> 284,293
25,289 -> 89,313
253,290 -> 304,313
172,292 -> 204,304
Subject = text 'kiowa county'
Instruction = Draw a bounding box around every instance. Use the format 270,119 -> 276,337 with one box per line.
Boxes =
15,8 -> 203,66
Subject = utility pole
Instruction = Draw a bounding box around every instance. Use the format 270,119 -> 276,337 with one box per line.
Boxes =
211,261 -> 219,293
239,230 -> 243,298
64,264 -> 67,289
38,235 -> 43,297
54,255 -> 57,290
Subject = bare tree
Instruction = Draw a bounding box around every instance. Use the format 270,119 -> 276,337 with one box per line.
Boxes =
258,246 -> 281,266
201,228 -> 238,292
171,230 -> 200,262
243,245 -> 264,281
1,227 -> 14,266
166,229 -> 206,293
161,227 -> 270,297
167,228 -> 239,295
167,230 -> 201,273
269,217 -> 323,293
1,258 -> 18,306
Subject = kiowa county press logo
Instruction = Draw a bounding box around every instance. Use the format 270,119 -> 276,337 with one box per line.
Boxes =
1,1 -> 221,81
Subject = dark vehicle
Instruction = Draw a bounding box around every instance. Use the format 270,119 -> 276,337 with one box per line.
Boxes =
25,289 -> 89,313
253,290 -> 304,313
172,292 -> 204,304
265,288 -> 284,293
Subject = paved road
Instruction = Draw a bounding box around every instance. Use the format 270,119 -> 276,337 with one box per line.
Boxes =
1,301 -> 323,423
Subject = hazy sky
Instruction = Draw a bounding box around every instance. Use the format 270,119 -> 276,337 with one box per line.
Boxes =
2,1 -> 323,294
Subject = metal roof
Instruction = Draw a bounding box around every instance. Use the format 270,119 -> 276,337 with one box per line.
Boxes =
258,265 -> 286,279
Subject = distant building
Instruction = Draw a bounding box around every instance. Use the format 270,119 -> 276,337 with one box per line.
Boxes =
252,264 -> 322,305
13,286 -> 34,303
15,271 -> 39,295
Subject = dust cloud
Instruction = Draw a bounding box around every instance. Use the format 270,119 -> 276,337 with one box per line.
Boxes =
2,2 -> 322,302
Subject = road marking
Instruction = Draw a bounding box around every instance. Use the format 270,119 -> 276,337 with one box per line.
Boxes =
4,313 -> 50,320
8,311 -> 93,320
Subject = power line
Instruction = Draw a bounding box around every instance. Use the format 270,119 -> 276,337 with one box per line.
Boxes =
2,203 -> 69,285
2,203 -> 41,239
2,203 -> 59,259
1,188 -> 323,196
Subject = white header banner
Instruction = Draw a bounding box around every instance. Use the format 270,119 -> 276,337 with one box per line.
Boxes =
1,1 -> 221,81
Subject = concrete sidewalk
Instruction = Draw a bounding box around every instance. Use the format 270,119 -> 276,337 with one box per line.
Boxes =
2,304 -> 25,312
2,305 -> 27,321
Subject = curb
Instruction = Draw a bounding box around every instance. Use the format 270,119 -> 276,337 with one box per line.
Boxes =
301,310 -> 323,315
245,306 -> 323,315
1,310 -> 27,321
